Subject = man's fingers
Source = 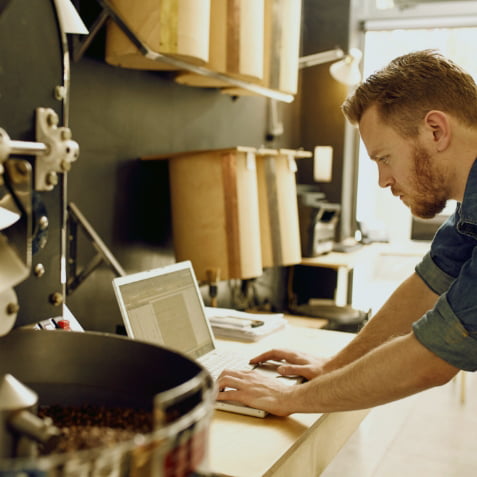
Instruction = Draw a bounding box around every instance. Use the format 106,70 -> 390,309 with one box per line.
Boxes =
217,369 -> 250,390
277,365 -> 299,375
250,349 -> 305,365
249,350 -> 282,364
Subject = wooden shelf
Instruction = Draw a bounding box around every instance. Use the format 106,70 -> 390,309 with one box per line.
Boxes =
75,0 -> 296,103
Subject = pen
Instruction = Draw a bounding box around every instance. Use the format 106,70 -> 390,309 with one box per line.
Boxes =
209,316 -> 265,329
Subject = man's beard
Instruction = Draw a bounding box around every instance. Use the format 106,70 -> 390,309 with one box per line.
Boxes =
407,145 -> 449,219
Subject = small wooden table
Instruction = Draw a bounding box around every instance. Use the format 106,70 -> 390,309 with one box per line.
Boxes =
209,325 -> 369,477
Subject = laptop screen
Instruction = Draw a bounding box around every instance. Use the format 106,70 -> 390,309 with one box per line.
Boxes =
113,261 -> 215,360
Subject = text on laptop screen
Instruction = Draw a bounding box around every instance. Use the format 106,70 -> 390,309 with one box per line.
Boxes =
117,267 -> 215,359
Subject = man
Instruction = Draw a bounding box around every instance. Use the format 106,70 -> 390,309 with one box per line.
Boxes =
217,50 -> 477,416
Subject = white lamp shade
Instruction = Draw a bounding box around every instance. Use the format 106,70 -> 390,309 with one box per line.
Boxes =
329,47 -> 362,85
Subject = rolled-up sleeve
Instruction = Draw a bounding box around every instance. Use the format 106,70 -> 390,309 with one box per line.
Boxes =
415,251 -> 456,296
414,247 -> 477,371
413,222 -> 477,370
412,160 -> 477,370
413,295 -> 477,371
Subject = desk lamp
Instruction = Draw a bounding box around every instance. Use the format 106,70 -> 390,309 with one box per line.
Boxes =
268,47 -> 362,141
298,47 -> 362,86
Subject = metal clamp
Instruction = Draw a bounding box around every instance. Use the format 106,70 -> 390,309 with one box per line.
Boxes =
0,107 -> 79,191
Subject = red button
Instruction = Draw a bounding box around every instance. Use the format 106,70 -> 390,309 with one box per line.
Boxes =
57,319 -> 71,330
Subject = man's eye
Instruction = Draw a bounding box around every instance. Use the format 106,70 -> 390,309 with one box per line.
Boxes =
378,156 -> 390,164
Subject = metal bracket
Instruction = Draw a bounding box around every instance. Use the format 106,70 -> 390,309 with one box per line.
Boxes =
66,202 -> 125,295
35,108 -> 79,190
0,108 -> 79,191
71,6 -> 110,63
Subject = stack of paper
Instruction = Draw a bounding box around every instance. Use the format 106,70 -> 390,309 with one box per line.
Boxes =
205,307 -> 287,342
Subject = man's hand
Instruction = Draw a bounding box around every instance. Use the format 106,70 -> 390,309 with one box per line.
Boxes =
250,349 -> 329,381
217,369 -> 297,416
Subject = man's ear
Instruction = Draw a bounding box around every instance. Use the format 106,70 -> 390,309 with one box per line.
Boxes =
423,110 -> 451,152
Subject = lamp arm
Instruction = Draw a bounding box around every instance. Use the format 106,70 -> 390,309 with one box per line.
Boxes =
299,48 -> 345,69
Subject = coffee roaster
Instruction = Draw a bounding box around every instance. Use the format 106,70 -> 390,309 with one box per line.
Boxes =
0,2 -> 214,475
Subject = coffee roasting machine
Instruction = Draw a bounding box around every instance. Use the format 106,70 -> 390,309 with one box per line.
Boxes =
0,1 -> 214,475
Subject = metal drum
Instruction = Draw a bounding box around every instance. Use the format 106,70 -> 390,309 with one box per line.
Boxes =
0,329 -> 215,476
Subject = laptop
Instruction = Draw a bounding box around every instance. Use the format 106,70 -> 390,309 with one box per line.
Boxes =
113,260 -> 287,418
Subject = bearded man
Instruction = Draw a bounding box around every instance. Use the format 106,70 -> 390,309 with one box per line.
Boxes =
217,50 -> 477,415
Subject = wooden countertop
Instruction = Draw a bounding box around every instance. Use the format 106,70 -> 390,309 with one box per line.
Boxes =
209,325 -> 369,476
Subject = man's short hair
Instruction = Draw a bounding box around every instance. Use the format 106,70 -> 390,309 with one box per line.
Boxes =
342,49 -> 477,136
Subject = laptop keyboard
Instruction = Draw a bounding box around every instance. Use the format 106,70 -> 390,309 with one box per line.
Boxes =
199,349 -> 254,379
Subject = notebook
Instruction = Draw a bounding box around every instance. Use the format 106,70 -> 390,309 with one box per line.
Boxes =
112,260 -> 281,417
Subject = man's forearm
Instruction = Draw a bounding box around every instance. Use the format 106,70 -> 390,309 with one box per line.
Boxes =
323,272 -> 438,373
289,333 -> 458,414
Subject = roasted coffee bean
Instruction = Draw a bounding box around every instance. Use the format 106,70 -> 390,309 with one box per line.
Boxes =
37,405 -> 153,455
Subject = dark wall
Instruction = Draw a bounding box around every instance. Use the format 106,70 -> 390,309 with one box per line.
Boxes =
291,0 -> 354,304
5,1 -> 354,333
66,52 -> 300,332
298,0 -> 352,207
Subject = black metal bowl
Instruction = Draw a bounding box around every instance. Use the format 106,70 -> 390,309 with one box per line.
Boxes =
0,329 -> 215,475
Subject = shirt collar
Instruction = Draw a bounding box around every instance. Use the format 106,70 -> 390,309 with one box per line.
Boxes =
458,158 -> 477,226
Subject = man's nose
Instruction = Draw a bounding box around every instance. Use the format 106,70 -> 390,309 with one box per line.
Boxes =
378,166 -> 393,189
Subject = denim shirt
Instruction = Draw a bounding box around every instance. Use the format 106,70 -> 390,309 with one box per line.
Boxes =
414,159 -> 477,371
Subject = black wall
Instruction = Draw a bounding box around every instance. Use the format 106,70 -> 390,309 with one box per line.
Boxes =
65,33 -> 300,332
292,0 -> 354,304
298,0 -> 352,207
5,0 -> 354,333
